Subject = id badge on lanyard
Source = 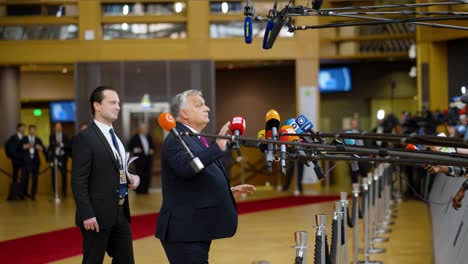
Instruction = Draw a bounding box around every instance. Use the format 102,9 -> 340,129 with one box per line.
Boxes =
115,151 -> 127,185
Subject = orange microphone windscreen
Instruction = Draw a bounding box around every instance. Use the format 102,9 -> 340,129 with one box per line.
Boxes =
158,112 -> 176,131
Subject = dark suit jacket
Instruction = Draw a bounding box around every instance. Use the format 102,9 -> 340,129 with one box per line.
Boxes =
48,133 -> 71,162
71,122 -> 130,229
4,134 -> 24,166
155,122 -> 238,242
21,136 -> 46,166
128,133 -> 155,168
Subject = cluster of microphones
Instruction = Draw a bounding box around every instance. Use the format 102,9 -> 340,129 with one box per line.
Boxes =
157,109 -> 342,181
243,0 -> 323,49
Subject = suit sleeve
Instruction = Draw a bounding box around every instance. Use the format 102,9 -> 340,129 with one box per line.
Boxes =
165,135 -> 224,180
71,133 -> 95,222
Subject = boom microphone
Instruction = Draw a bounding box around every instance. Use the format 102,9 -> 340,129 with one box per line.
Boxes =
158,112 -> 204,173
263,12 -> 285,49
244,0 -> 254,44
263,0 -> 284,50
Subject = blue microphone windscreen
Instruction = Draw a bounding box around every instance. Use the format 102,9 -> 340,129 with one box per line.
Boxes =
263,20 -> 275,50
244,17 -> 253,44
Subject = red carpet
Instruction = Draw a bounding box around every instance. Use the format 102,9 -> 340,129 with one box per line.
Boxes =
0,195 -> 338,263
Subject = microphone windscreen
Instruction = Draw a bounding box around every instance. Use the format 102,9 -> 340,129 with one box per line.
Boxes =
158,112 -> 176,131
263,20 -> 275,50
279,128 -> 289,142
264,17 -> 283,50
244,16 -> 253,44
461,93 -> 468,104
295,114 -> 313,131
264,129 -> 273,139
285,118 -> 304,134
266,109 -> 281,130
405,144 -> 419,150
257,129 -> 265,139
230,116 -> 246,135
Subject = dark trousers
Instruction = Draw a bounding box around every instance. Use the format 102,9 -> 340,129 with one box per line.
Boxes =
161,240 -> 211,264
349,161 -> 369,184
282,160 -> 304,192
21,161 -> 39,198
51,158 -> 68,196
80,207 -> 134,264
11,162 -> 23,183
135,162 -> 151,194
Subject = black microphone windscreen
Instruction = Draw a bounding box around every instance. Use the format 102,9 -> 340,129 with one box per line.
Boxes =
461,93 -> 468,104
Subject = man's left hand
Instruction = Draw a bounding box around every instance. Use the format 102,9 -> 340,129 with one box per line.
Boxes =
231,184 -> 256,198
128,175 -> 140,190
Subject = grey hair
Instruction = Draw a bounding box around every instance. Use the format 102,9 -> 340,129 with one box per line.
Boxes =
171,89 -> 203,118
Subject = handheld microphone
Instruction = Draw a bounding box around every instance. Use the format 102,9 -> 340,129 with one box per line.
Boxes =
244,0 -> 254,44
158,112 -> 204,173
230,116 -> 246,156
295,114 -> 325,143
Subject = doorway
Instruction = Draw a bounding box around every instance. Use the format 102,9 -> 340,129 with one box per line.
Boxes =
121,102 -> 170,190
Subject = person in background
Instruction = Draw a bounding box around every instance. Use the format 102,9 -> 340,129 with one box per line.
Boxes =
128,123 -> 155,194
48,122 -> 71,197
20,124 -> 46,200
4,123 -> 25,184
347,118 -> 369,183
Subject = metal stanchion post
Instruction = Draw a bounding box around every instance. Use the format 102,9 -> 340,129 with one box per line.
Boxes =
340,192 -> 349,264
382,168 -> 396,225
333,201 -> 343,264
395,165 -> 403,203
358,177 -> 383,264
53,157 -> 60,204
294,231 -> 308,264
352,183 -> 360,264
375,171 -> 391,235
315,214 -> 327,264
371,171 -> 389,244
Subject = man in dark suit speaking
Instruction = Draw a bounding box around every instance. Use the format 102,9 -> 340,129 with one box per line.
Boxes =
155,89 -> 256,264
72,86 -> 140,263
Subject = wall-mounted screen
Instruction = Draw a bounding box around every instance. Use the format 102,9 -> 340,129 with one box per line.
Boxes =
50,101 -> 76,122
319,66 -> 352,93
